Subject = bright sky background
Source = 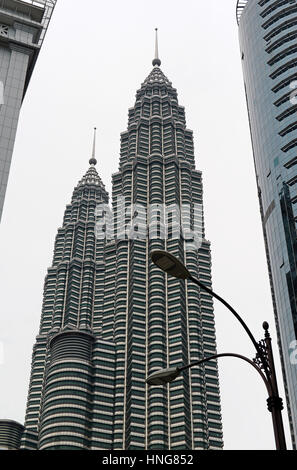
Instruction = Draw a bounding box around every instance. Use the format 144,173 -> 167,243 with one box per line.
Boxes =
0,0 -> 293,450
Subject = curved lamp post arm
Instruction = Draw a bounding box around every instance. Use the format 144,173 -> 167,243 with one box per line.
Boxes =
188,275 -> 271,382
179,352 -> 271,396
150,250 -> 269,376
146,350 -> 286,449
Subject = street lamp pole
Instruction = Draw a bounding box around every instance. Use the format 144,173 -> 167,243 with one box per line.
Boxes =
148,250 -> 287,450
263,324 -> 287,450
188,273 -> 287,450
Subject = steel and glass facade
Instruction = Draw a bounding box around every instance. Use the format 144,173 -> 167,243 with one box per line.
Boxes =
0,0 -> 56,222
0,420 -> 24,450
237,0 -> 297,448
100,64 -> 223,450
16,58 -> 223,450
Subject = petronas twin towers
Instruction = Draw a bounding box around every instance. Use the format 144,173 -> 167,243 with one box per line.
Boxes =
19,36 -> 223,450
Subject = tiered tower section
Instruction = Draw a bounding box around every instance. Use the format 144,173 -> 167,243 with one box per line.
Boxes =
21,157 -> 113,450
100,55 -> 223,450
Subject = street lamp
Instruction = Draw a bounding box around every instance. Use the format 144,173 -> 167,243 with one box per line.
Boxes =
147,352 -> 269,388
147,367 -> 180,385
148,250 -> 287,450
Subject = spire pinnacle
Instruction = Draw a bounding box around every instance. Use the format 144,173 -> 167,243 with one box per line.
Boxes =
152,28 -> 161,67
89,127 -> 97,166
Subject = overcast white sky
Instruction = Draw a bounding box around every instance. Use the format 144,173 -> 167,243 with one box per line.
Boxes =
0,0 -> 293,450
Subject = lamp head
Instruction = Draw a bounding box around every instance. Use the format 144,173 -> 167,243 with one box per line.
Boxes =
146,367 -> 181,385
151,250 -> 191,280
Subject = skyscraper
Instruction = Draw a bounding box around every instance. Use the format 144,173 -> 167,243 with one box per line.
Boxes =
18,35 -> 223,450
97,38 -> 223,451
236,0 -> 297,448
0,0 -> 57,222
21,134 -> 110,450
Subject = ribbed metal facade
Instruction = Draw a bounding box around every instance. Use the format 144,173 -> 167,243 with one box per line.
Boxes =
20,164 -> 111,450
0,420 -> 24,450
18,60 -> 223,450
237,0 -> 297,448
38,331 -> 95,449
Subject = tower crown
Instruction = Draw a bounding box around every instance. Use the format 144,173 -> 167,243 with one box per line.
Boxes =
75,129 -> 106,192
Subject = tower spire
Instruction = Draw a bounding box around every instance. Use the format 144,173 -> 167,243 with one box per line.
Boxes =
89,127 -> 97,166
152,28 -> 161,67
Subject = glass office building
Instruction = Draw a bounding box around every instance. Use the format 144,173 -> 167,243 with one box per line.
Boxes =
237,0 -> 297,448
0,0 -> 56,222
